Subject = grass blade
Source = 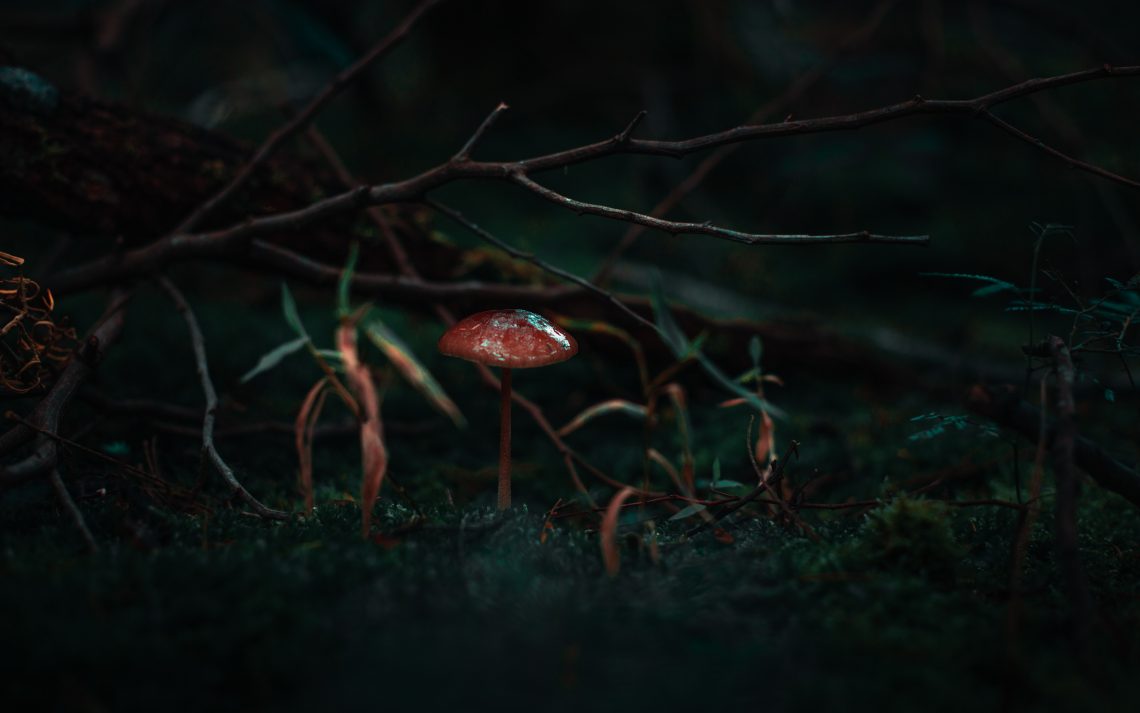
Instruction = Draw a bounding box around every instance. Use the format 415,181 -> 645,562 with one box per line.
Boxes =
280,282 -> 310,340
241,336 -> 309,383
558,399 -> 648,437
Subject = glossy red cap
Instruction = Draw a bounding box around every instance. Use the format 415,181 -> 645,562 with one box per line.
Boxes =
438,309 -> 578,369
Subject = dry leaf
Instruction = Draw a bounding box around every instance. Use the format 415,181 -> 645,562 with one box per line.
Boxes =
337,322 -> 389,538
294,377 -> 329,514
600,486 -> 637,577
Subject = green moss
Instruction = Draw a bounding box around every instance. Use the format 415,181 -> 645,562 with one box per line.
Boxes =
853,496 -> 964,577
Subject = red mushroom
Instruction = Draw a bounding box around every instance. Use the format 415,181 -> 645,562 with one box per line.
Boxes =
438,309 -> 578,510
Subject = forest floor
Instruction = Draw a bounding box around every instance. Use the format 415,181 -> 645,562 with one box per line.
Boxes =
3,285 -> 1139,713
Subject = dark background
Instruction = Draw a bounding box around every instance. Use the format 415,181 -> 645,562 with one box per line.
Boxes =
2,2 -> 1139,712
6,0 -> 1138,331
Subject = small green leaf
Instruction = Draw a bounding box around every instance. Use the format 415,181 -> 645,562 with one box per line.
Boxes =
241,336 -> 309,383
1105,388 -> 1116,403
650,274 -> 785,419
101,441 -> 130,456
668,503 -> 707,521
337,242 -> 360,319
922,272 -> 1019,297
749,336 -> 762,370
281,283 -> 310,340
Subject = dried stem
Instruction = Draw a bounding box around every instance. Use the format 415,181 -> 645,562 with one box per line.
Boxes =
498,367 -> 512,511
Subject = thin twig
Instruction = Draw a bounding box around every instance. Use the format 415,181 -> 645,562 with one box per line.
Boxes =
301,125 -> 415,277
981,110 -> 1140,189
511,173 -> 928,246
453,102 -> 510,161
157,276 -> 289,520
425,199 -> 658,333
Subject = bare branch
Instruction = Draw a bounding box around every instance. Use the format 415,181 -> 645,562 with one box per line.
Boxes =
156,277 -> 289,520
981,110 -> 1140,189
615,110 -> 648,144
49,64 -> 1140,295
172,0 -> 447,234
509,65 -> 1140,175
511,173 -> 928,246
248,238 -> 577,303
302,125 -> 415,276
453,102 -> 510,162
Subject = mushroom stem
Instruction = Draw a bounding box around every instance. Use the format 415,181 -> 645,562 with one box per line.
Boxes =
498,367 -> 513,510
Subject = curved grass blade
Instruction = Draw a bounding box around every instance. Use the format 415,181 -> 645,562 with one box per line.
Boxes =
294,377 -> 329,514
558,399 -> 648,437
363,318 -> 465,428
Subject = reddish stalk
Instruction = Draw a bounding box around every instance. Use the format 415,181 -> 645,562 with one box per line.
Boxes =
498,367 -> 513,511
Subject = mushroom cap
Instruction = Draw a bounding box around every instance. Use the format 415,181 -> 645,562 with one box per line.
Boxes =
438,309 -> 578,369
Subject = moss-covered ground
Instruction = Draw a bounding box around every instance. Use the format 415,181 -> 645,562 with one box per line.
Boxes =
3,288 -> 1138,713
